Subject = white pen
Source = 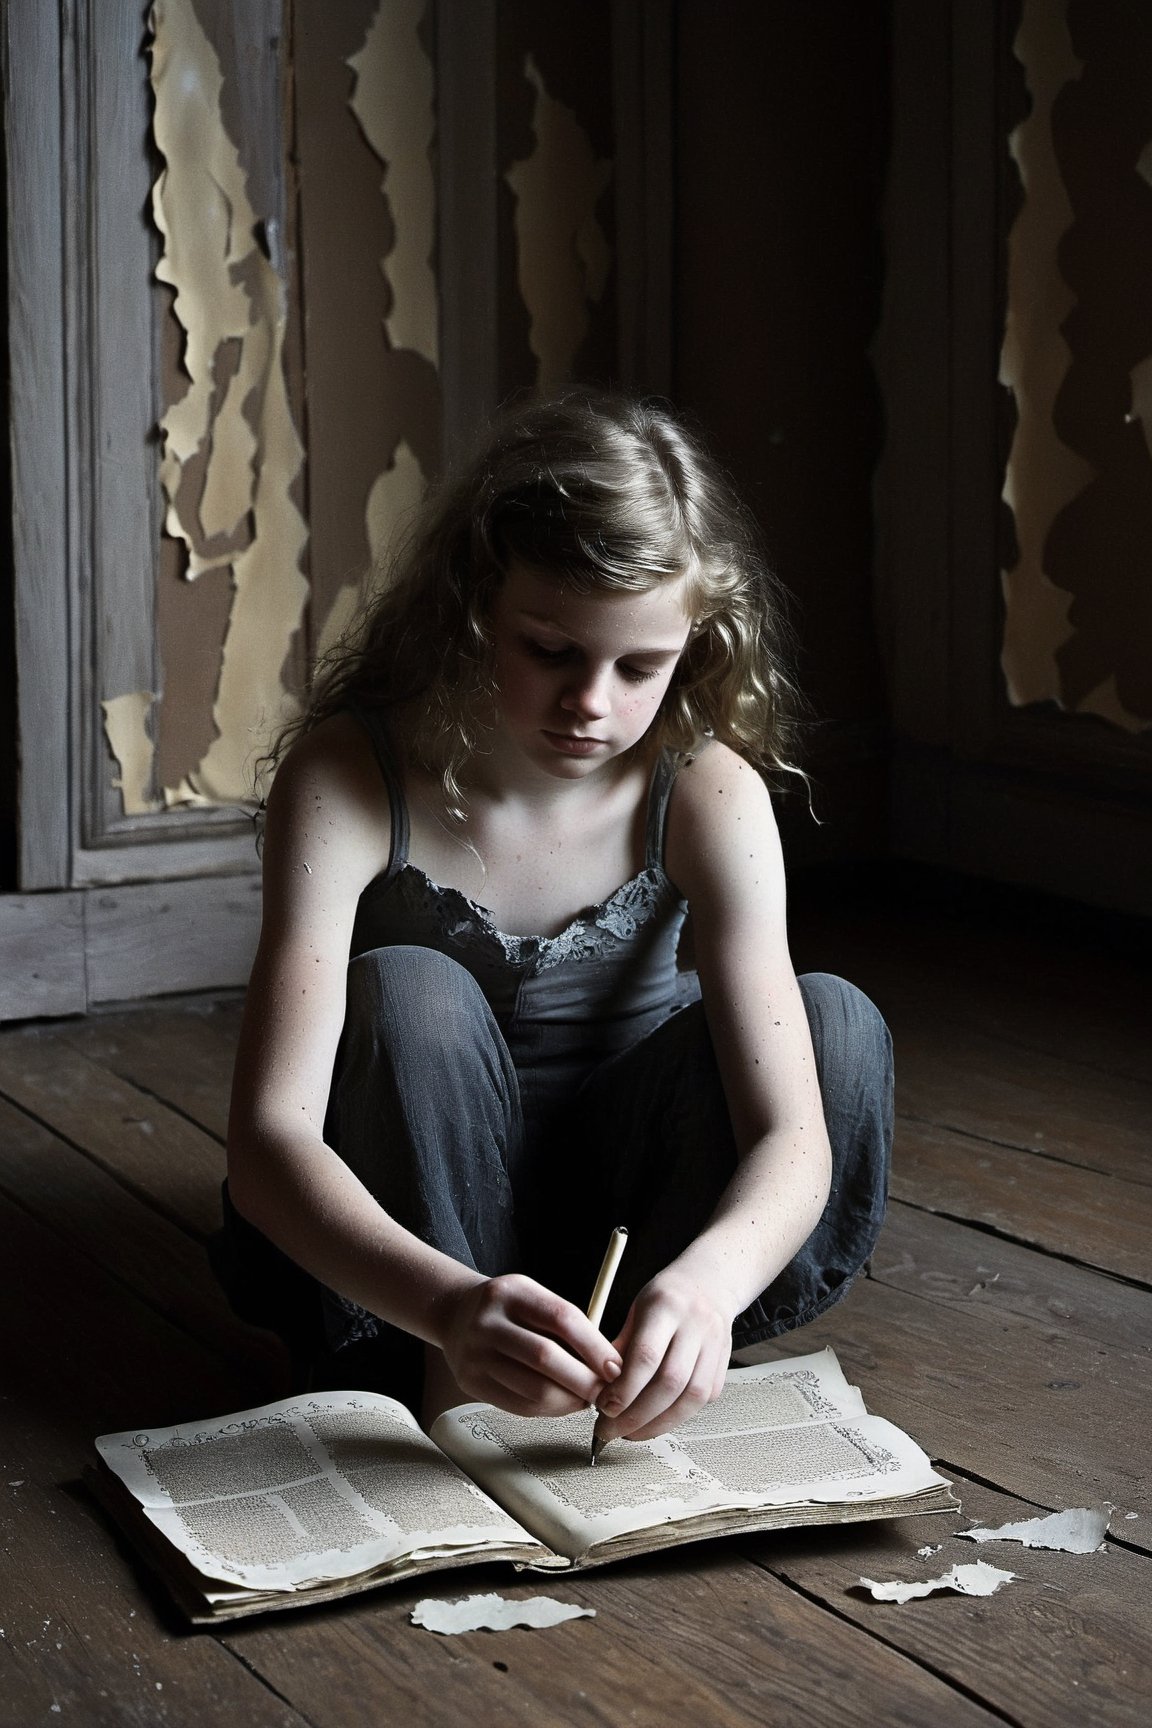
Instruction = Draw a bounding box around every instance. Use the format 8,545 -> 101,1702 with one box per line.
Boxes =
586,1226 -> 628,1464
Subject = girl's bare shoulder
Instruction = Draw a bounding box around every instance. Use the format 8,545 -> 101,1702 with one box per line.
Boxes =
264,712 -> 392,890
671,740 -> 773,821
665,742 -> 781,896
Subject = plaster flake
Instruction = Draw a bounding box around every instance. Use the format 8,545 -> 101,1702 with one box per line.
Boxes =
999,0 -> 1089,713
505,56 -> 612,390
318,437 -> 427,662
348,0 -> 439,365
102,692 -> 159,816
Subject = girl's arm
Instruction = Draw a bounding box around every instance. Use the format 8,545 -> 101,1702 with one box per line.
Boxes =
595,743 -> 833,1443
227,718 -> 619,1416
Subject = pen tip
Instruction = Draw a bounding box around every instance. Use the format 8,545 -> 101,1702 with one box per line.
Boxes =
590,1432 -> 607,1466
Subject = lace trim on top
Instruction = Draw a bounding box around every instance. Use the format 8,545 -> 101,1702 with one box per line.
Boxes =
375,860 -> 682,975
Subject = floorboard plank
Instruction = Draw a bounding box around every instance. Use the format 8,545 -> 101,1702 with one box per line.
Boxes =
59,1002 -> 240,1142
3,884 -> 1146,1726
221,1546 -> 1002,1728
743,1468 -> 1152,1728
0,1095 -> 283,1378
0,1032 -> 226,1237
892,1118 -> 1152,1285
0,1198 -> 304,1728
0,1185 -> 999,1728
755,1281 -> 1150,1545
872,1202 -> 1152,1360
791,895 -> 1151,1085
891,1019 -> 1152,1187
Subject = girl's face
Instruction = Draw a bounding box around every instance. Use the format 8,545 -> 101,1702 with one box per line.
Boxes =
487,562 -> 694,779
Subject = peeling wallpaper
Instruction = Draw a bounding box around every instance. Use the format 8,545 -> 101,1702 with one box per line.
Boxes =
103,0 -> 622,821
1001,0 -> 1152,731
93,0 -> 1151,833
505,54 -> 612,391
113,0 -> 310,811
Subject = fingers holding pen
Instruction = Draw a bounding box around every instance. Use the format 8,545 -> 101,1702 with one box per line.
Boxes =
594,1273 -> 733,1446
441,1273 -> 622,1416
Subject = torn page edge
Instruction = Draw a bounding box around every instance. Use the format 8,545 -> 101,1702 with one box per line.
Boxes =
859,1561 -> 1016,1604
958,1507 -> 1109,1554
411,1592 -> 595,1635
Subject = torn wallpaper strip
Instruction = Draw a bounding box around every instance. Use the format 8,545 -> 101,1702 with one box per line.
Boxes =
347,0 -> 438,366
999,0 -> 1086,715
505,55 -> 612,390
148,0 -> 308,807
101,692 -> 159,816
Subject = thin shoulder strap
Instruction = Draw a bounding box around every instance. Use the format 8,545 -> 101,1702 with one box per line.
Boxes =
349,705 -> 410,881
644,749 -> 680,871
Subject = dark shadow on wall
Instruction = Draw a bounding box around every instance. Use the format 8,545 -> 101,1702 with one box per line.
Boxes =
0,91 -> 16,891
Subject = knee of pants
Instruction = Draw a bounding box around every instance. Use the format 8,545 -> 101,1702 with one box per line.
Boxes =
796,971 -> 893,1115
345,944 -> 493,1059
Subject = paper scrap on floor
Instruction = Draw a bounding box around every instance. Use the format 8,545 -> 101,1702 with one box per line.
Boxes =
958,1507 -> 1109,1553
411,1593 -> 596,1634
860,1561 -> 1015,1603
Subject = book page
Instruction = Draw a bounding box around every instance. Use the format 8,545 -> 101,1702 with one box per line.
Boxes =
433,1403 -> 711,1559
433,1348 -> 948,1563
672,1346 -> 867,1437
96,1391 -> 541,1593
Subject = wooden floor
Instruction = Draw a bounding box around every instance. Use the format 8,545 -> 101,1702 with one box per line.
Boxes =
1,869 -> 1149,1727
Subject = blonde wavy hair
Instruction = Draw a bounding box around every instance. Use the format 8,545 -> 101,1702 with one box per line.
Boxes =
270,392 -> 807,822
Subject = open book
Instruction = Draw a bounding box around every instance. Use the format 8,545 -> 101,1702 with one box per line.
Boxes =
92,1347 -> 958,1622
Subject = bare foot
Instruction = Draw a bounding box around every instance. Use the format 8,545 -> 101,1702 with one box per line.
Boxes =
420,1346 -> 467,1431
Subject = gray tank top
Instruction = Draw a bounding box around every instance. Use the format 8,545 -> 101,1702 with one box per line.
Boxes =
349,707 -> 689,1127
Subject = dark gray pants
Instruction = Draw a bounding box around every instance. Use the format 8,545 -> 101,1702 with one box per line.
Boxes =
215,947 -> 892,1402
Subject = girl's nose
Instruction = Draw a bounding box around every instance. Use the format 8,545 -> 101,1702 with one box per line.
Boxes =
560,669 -> 612,721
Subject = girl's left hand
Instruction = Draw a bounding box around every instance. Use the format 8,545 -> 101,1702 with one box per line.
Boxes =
593,1269 -> 734,1443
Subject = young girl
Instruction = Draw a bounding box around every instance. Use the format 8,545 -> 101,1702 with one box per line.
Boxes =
218,393 -> 891,1446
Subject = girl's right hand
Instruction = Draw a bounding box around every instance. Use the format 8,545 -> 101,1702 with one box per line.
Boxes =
437,1273 -> 623,1417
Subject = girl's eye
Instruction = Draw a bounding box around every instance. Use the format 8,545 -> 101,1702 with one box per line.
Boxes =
524,638 -> 572,663
522,638 -> 659,684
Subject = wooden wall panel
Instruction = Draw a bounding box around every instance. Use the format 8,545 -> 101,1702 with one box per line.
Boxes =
436,1 -> 499,463
85,876 -> 262,1004
5,0 -> 71,889
673,0 -> 892,861
0,897 -> 87,1022
879,0 -> 1152,914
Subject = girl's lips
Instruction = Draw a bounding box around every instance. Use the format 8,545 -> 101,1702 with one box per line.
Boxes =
542,731 -> 606,756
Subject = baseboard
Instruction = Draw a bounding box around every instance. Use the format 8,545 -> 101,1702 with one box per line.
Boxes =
0,874 -> 262,1023
891,749 -> 1152,918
